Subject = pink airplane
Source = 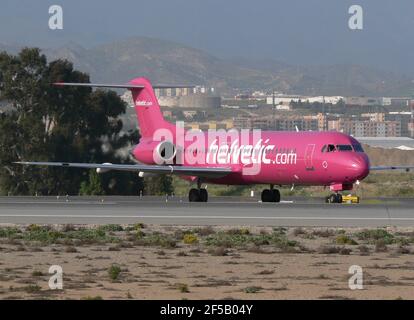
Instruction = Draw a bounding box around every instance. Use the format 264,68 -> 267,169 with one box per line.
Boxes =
17,77 -> 414,203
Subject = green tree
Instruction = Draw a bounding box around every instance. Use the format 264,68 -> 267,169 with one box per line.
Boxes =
79,171 -> 105,195
0,48 -> 142,195
144,175 -> 174,196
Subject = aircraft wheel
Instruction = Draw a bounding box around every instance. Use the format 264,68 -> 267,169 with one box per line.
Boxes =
199,189 -> 208,202
329,194 -> 337,203
271,189 -> 281,203
189,188 -> 200,202
328,193 -> 342,203
261,189 -> 272,202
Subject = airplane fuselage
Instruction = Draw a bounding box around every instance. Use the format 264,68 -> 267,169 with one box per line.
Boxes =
133,130 -> 370,192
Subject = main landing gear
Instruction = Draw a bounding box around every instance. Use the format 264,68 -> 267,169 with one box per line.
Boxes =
261,185 -> 281,203
325,193 -> 343,204
188,188 -> 208,202
188,179 -> 208,202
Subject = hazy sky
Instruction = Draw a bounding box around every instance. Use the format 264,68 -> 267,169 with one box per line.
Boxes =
1,0 -> 414,74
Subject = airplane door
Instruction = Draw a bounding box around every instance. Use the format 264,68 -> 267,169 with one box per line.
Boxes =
305,144 -> 315,171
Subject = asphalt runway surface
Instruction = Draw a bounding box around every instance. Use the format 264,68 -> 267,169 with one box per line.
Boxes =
0,196 -> 413,227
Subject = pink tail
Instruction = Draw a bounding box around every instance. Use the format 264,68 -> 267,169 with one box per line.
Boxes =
128,77 -> 173,138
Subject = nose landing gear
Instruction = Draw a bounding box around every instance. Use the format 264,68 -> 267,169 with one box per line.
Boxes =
325,193 -> 343,203
261,185 -> 281,203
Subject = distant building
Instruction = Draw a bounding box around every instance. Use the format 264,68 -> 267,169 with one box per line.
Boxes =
332,119 -> 401,137
344,97 -> 382,106
266,94 -> 343,106
345,96 -> 411,107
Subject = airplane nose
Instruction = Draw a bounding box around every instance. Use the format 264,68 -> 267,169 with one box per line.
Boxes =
350,154 -> 370,180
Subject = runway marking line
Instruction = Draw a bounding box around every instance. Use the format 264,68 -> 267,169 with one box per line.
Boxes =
1,214 -> 414,221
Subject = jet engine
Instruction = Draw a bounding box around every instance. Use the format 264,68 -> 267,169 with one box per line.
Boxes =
96,163 -> 113,173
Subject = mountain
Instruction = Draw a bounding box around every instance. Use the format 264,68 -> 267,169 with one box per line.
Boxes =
2,37 -> 413,96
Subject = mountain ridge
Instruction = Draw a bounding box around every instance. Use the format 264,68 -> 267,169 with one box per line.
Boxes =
1,37 -> 413,97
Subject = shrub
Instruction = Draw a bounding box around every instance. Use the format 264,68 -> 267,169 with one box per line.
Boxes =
336,235 -> 358,245
318,246 -> 341,254
195,226 -> 215,236
339,247 -> 352,255
26,224 -> 44,232
176,283 -> 189,293
244,286 -> 261,293
312,229 -> 335,238
356,229 -> 395,244
24,284 -> 41,293
135,233 -> 177,248
183,234 -> 199,245
62,224 -> 76,232
0,227 -> 21,239
208,247 -> 228,256
81,296 -> 103,300
358,245 -> 370,255
98,224 -> 123,232
135,229 -> 145,239
31,271 -> 44,277
396,246 -> 410,254
293,227 -> 306,236
108,264 -> 122,281
226,228 -> 250,235
133,223 -> 145,230
375,240 -> 388,252
204,231 -> 296,249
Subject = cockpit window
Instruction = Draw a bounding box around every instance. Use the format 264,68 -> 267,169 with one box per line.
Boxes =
352,144 -> 364,152
336,144 -> 353,152
327,144 -> 336,152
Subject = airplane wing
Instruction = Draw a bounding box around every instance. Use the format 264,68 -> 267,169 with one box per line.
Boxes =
370,165 -> 414,171
15,161 -> 233,178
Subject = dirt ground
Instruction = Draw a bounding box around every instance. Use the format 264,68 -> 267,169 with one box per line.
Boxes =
0,224 -> 414,300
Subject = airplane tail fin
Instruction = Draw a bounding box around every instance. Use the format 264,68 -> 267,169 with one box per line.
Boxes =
54,78 -> 191,139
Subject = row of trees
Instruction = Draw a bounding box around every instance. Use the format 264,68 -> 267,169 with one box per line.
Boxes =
0,48 -> 172,196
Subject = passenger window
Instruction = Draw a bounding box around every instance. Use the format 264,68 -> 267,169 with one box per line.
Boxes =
337,145 -> 353,152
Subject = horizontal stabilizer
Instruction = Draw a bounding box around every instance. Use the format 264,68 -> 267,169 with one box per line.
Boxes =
53,82 -> 144,89
53,83 -> 194,89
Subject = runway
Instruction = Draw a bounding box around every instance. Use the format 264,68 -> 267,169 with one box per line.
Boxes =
0,196 -> 413,227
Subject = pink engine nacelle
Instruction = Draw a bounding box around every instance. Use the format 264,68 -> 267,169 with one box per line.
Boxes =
132,139 -> 176,165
